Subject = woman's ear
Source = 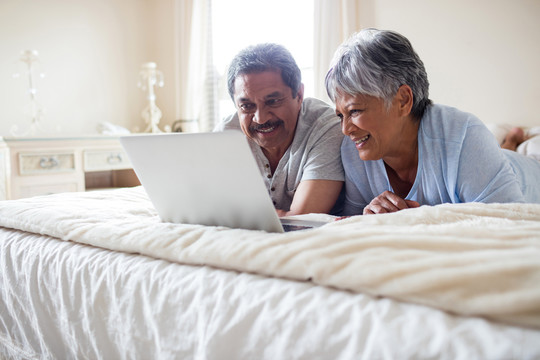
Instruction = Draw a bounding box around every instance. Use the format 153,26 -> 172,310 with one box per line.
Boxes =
396,85 -> 414,117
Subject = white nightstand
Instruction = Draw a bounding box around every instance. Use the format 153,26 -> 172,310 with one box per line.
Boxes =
0,136 -> 140,200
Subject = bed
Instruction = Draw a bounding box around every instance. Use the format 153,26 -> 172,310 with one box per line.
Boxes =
1,185 -> 540,359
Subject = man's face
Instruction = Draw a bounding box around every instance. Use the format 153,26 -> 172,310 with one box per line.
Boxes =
233,70 -> 303,155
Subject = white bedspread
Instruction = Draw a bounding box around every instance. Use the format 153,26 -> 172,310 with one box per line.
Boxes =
3,228 -> 539,359
1,186 -> 540,330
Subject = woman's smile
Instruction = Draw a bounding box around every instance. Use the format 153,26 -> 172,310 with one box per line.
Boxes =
353,134 -> 370,149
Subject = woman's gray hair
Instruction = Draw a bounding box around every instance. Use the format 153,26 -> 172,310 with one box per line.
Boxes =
227,43 -> 302,100
325,28 -> 432,120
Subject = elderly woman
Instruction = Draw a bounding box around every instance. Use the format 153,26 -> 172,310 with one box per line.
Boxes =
325,28 -> 540,215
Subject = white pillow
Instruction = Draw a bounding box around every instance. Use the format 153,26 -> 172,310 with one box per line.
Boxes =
484,123 -> 540,161
517,126 -> 540,161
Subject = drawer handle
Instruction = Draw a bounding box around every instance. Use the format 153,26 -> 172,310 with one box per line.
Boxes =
39,157 -> 59,169
107,154 -> 123,164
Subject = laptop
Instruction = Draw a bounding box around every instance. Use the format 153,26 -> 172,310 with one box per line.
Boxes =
120,131 -> 327,233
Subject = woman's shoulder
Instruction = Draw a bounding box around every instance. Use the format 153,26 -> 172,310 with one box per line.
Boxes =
424,103 -> 482,124
421,104 -> 484,141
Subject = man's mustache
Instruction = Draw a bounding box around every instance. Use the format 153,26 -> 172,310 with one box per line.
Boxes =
250,120 -> 283,132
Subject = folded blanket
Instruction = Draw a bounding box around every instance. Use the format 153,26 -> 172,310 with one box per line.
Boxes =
1,186 -> 539,329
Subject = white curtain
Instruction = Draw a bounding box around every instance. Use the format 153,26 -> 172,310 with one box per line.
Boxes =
313,0 -> 361,104
174,0 -> 218,132
173,0 -> 359,131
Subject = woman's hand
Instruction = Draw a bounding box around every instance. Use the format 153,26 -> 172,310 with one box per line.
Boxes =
363,191 -> 420,215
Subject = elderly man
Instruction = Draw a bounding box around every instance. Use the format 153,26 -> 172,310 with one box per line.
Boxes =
214,43 -> 344,216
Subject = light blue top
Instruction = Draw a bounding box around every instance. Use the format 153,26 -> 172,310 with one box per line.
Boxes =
341,104 -> 540,215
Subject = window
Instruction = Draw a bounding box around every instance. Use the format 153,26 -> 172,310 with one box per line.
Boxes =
212,0 -> 315,121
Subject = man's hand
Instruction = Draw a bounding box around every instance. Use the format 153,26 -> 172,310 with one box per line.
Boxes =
363,191 -> 420,215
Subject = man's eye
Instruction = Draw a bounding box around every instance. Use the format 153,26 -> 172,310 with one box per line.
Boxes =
266,98 -> 284,107
240,103 -> 255,112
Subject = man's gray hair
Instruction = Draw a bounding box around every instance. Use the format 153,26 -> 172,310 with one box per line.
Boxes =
227,43 -> 302,100
325,28 -> 431,119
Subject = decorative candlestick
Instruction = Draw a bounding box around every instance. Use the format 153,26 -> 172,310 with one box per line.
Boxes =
137,62 -> 164,133
11,50 -> 46,136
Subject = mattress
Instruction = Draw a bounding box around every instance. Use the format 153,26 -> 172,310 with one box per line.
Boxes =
1,187 -> 540,359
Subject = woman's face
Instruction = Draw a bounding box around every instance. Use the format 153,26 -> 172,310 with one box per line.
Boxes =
334,91 -> 405,161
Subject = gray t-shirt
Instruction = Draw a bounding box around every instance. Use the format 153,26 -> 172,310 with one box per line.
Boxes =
214,97 -> 344,211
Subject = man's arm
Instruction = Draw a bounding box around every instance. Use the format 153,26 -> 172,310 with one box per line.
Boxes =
276,179 -> 343,217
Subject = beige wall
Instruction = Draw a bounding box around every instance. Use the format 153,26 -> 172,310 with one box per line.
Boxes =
0,0 -> 163,136
1,0 -> 539,137
360,0 -> 540,128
